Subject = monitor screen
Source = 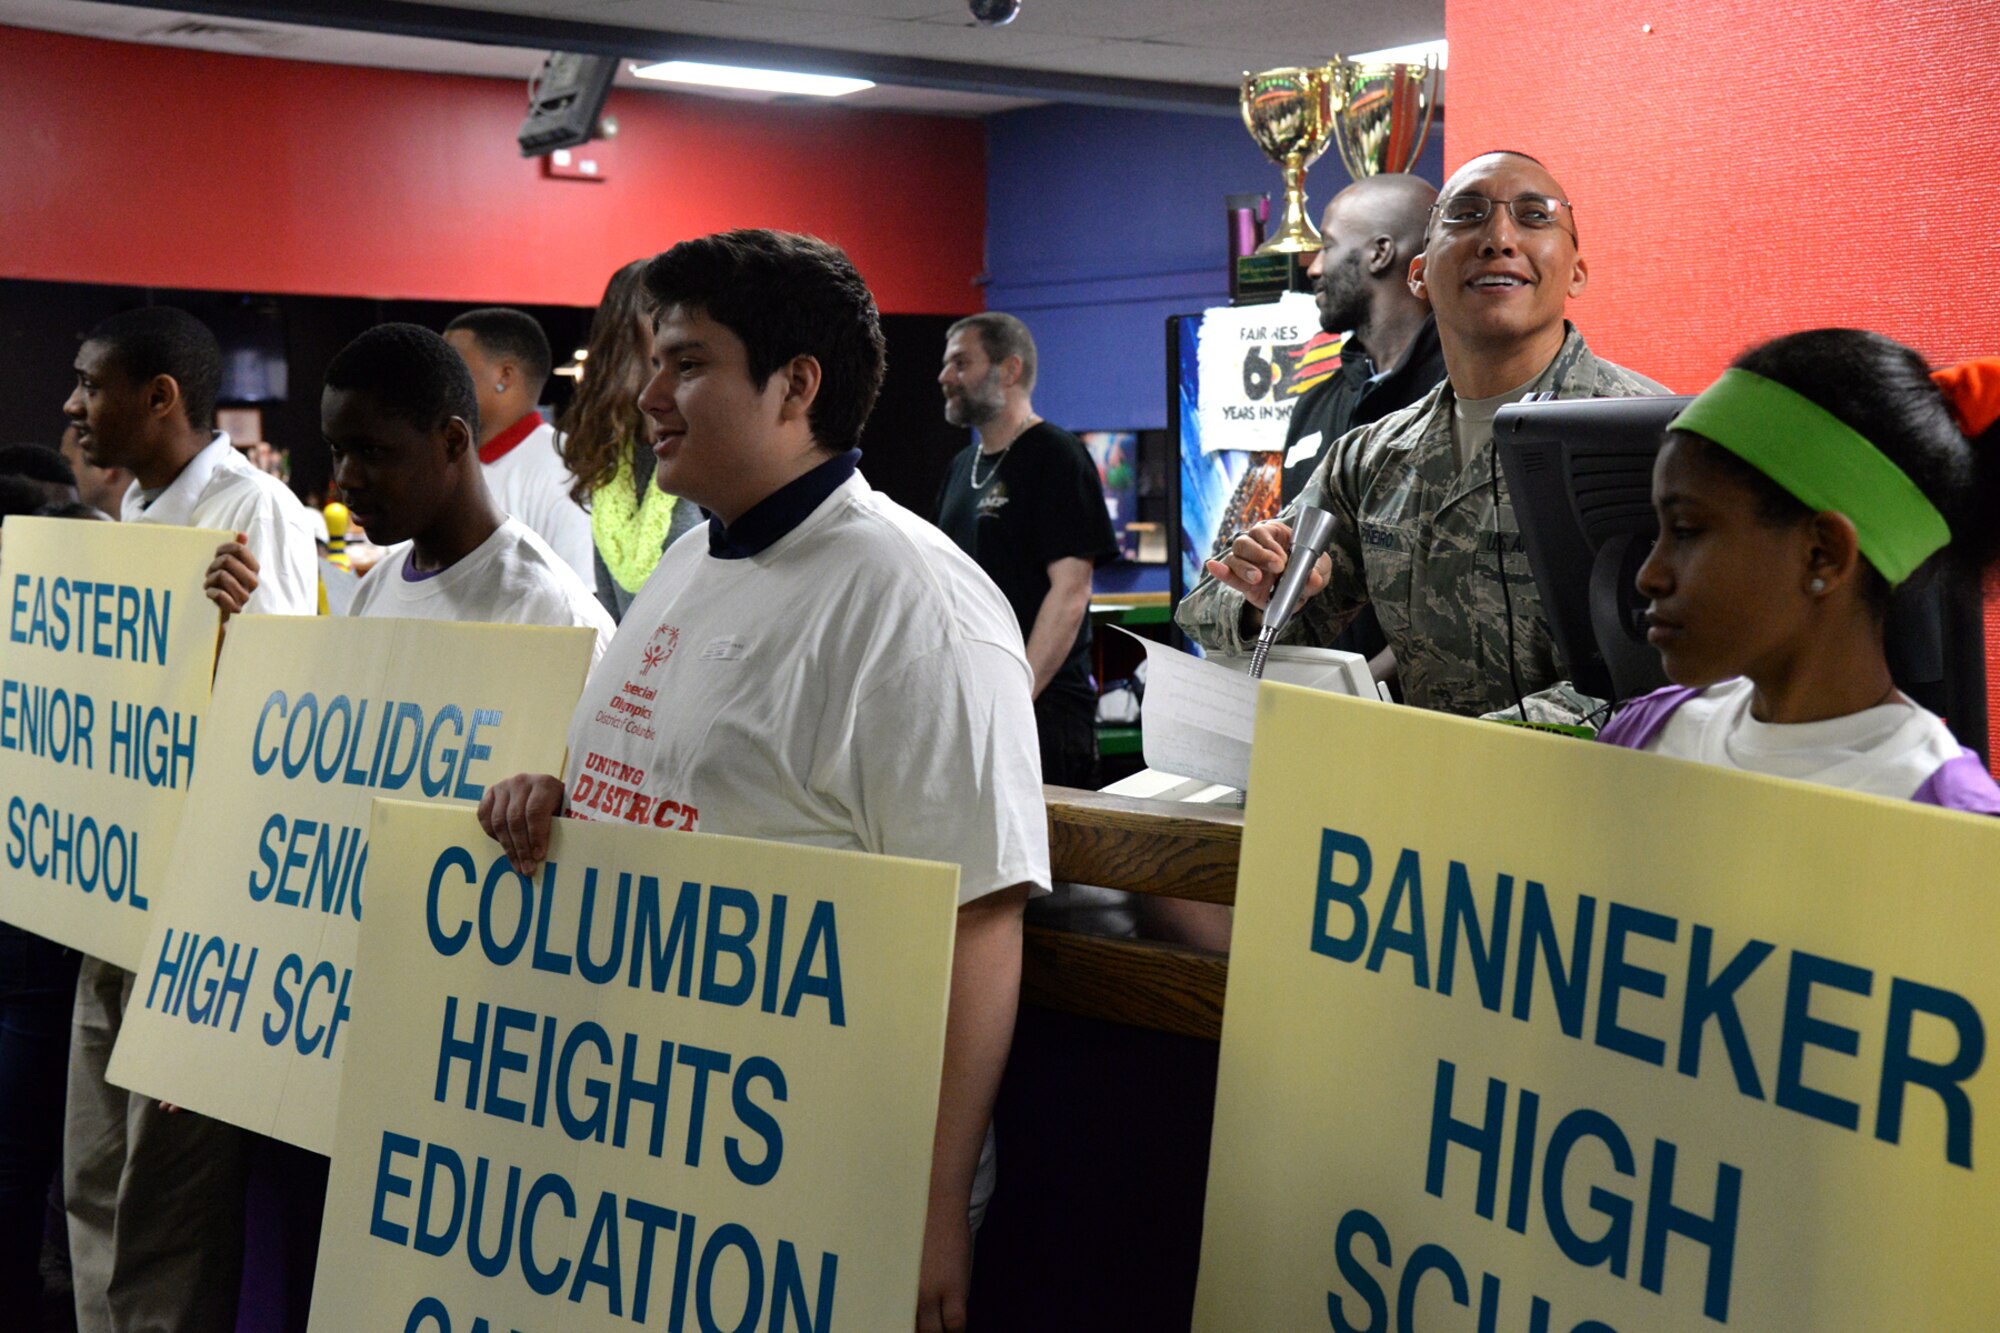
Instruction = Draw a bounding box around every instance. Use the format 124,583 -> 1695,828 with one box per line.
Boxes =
1495,395 -> 1689,704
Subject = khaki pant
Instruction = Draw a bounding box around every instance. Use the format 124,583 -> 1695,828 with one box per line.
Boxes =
64,955 -> 246,1333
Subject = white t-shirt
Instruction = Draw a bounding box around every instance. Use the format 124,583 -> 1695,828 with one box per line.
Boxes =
347,517 -> 614,663
561,472 -> 1050,906
1650,676 -> 1964,801
480,418 -> 595,586
123,431 -> 318,616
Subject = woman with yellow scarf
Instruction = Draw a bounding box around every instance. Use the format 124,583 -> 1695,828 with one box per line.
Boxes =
559,259 -> 704,621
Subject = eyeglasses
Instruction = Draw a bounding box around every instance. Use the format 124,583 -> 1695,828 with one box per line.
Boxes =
1432,192 -> 1575,232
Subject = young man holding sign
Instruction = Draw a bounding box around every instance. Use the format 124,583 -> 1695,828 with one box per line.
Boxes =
480,230 -> 1048,1333
59,307 -> 317,1333
324,323 -> 613,658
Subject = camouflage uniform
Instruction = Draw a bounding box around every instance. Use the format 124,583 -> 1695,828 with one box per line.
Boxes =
1175,325 -> 1666,719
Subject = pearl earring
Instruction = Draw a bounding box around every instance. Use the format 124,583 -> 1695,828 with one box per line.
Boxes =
1809,577 -> 1827,593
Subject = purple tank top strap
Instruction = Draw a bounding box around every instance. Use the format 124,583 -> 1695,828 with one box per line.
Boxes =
1911,750 -> 2000,815
1596,686 -> 1704,750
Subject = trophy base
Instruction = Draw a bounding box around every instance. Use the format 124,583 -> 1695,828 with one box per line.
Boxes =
1232,252 -> 1312,306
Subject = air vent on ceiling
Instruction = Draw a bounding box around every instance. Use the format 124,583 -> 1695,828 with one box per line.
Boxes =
139,18 -> 299,54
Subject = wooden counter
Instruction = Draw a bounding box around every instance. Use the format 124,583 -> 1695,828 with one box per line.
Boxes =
1022,785 -> 1239,1041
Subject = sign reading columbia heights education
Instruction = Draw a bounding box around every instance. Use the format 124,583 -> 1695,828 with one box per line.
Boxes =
107,615 -> 596,1153
1196,686 -> 1999,1331
311,801 -> 960,1333
0,517 -> 225,968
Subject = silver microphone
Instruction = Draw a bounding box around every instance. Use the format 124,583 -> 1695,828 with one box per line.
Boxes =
1248,506 -> 1337,680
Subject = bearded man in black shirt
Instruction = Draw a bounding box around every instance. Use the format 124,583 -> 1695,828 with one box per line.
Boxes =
936,312 -> 1119,788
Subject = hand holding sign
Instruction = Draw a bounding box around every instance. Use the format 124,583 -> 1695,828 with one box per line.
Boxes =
106,616 -> 595,1153
202,531 -> 260,621
475,770 -> 565,875
312,801 -> 960,1333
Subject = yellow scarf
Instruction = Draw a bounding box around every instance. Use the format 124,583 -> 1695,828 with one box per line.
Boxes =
591,449 -> 677,593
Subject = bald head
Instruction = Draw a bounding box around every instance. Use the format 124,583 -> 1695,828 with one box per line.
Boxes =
1324,173 -> 1438,260
1433,150 -> 1576,244
1311,172 -> 1439,343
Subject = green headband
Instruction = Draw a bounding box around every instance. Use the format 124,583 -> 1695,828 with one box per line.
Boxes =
1668,368 -> 1950,586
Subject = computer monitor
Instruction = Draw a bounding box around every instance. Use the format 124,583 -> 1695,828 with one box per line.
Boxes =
1494,396 -> 1989,761
1494,395 -> 1686,705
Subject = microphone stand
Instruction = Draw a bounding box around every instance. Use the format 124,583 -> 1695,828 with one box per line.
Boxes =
1249,506 -> 1337,680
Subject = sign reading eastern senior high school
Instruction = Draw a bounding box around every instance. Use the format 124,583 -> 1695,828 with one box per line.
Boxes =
107,615 -> 594,1154
1195,686 -> 2000,1331
310,801 -> 958,1333
0,517 -> 225,968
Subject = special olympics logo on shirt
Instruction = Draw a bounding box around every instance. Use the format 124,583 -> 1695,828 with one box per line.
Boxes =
641,623 -> 680,675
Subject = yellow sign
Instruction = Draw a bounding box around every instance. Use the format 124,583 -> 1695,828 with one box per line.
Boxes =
1195,686 -> 2000,1331
107,616 -> 595,1153
0,517 -> 225,967
310,800 -> 959,1333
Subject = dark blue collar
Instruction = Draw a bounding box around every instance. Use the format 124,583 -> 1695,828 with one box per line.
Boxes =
707,449 -> 862,559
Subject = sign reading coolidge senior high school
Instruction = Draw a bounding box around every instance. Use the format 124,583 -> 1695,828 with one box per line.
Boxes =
1195,687 -> 1998,1331
0,517 -> 225,968
106,615 -> 595,1155
311,802 -> 958,1333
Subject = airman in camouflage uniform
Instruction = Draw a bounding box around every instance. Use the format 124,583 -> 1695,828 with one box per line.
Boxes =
1180,149 -> 1669,724
1176,323 -> 1664,718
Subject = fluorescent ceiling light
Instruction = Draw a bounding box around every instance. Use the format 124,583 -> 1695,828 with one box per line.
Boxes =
1349,40 -> 1447,70
629,61 -> 874,97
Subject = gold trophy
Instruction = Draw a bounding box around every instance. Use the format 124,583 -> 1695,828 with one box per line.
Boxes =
1240,66 -> 1337,255
1326,55 -> 1439,180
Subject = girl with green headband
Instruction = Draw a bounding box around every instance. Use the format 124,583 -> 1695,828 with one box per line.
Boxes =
1599,329 -> 2000,812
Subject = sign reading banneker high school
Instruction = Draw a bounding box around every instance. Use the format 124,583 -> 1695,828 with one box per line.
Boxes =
1198,686 -> 1998,1331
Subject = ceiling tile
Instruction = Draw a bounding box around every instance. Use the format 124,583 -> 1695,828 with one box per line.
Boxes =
807,16 -> 1093,62
589,1 -> 874,44
596,0 -> 960,22
1019,38 -> 1301,85
1160,5 -> 1441,57
991,0 -> 1248,41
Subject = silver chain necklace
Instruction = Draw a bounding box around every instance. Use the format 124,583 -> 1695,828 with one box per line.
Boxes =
968,416 -> 1037,488
969,442 -> 1011,488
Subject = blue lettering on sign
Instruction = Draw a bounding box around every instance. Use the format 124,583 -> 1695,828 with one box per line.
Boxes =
247,692 -> 505,798
260,952 -> 353,1058
8,574 -> 171,664
141,926 -> 258,1032
422,847 -> 846,1026
367,1130 -> 838,1331
246,813 -> 366,918
1424,1059 -> 1739,1321
0,679 -> 96,770
428,998 -> 785,1183
1305,828 -> 1988,1169
1327,1204 -> 1621,1333
4,798 -> 145,907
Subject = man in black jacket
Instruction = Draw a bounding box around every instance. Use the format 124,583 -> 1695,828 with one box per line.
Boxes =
1279,174 -> 1447,501
1234,173 -> 1448,675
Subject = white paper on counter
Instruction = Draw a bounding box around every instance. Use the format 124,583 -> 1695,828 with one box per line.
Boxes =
1116,627 -> 1259,790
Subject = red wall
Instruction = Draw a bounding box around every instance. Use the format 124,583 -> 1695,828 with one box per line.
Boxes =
1443,0 -> 2000,394
0,25 -> 986,313
1446,0 -> 2000,771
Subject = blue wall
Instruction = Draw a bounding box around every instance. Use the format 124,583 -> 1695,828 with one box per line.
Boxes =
983,103 -> 1446,431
